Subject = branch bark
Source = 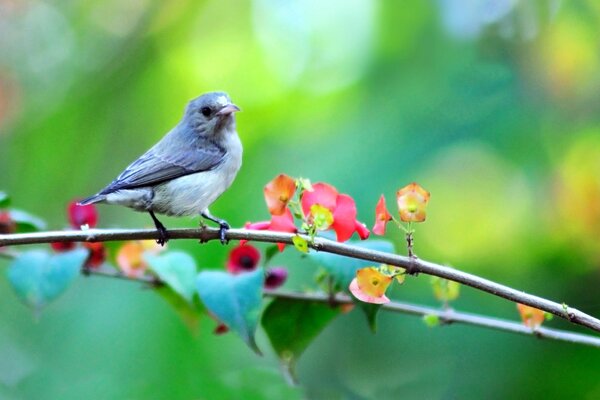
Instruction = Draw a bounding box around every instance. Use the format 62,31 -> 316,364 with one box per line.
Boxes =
2,227 -> 600,337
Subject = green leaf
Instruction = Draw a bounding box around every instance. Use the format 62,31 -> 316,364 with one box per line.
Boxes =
263,245 -> 280,265
0,191 -> 9,208
196,268 -> 264,354
292,235 -> 309,253
423,314 -> 440,327
7,248 -> 88,312
9,209 -> 46,233
156,286 -> 202,332
357,301 -> 381,333
309,240 -> 395,287
145,251 -> 196,302
262,297 -> 340,383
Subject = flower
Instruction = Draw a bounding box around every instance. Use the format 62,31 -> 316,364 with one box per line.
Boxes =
396,182 -> 430,222
264,267 -> 288,289
50,241 -> 76,252
83,242 -> 106,269
517,304 -> 545,329
0,211 -> 16,234
115,240 -> 161,277
349,267 -> 393,304
69,200 -> 98,229
301,183 -> 370,242
373,195 -> 392,235
227,244 -> 261,274
243,208 -> 297,251
264,174 -> 296,215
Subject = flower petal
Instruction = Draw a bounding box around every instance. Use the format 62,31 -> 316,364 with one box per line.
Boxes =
373,194 -> 392,235
69,200 -> 98,229
332,194 -> 358,242
264,174 -> 296,215
301,182 -> 338,216
396,182 -> 430,223
349,277 -> 390,304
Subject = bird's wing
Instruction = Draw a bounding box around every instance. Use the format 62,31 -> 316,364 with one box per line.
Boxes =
99,141 -> 226,194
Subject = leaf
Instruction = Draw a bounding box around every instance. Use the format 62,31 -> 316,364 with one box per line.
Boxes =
309,240 -> 395,287
262,297 -> 340,382
196,268 -> 264,354
357,301 -> 381,333
292,235 -> 309,253
156,286 -> 202,332
0,191 -> 9,208
9,209 -> 47,233
423,314 -> 440,327
263,245 -> 280,265
145,251 -> 196,302
7,248 -> 88,312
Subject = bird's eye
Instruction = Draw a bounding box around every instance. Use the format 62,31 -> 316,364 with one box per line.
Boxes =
200,106 -> 211,117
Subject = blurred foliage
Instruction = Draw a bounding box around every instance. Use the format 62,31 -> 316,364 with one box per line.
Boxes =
2,0 -> 600,398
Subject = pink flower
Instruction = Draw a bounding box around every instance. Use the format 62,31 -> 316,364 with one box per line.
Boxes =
373,195 -> 392,235
264,174 -> 296,215
69,200 -> 98,228
243,208 -> 297,251
264,267 -> 288,289
301,183 -> 370,242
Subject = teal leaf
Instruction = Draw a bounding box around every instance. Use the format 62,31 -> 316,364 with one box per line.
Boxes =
309,240 -> 395,287
262,297 -> 340,382
0,191 -> 9,208
196,268 -> 264,354
7,248 -> 88,311
9,209 -> 46,233
145,251 -> 196,302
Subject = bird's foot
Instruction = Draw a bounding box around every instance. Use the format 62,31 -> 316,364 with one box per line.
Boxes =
156,225 -> 169,247
200,211 -> 230,245
218,221 -> 230,245
148,210 -> 169,247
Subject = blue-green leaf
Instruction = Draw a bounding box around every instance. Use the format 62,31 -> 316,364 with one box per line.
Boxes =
9,209 -> 46,233
7,248 -> 88,311
145,251 -> 196,302
309,240 -> 395,287
196,268 -> 264,354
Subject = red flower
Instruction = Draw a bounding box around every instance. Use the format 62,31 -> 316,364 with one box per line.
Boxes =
69,200 -> 98,229
50,241 -> 76,252
0,211 -> 16,234
264,174 -> 296,215
83,242 -> 106,269
243,208 -> 297,251
301,183 -> 370,242
373,195 -> 392,235
264,267 -> 288,289
227,244 -> 261,274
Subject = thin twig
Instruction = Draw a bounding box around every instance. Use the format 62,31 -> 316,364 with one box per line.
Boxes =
1,227 -> 600,335
81,266 -> 600,348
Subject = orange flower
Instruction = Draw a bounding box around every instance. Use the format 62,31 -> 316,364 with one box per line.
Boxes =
264,174 -> 296,215
373,195 -> 392,235
116,240 -> 162,278
517,304 -> 545,329
349,267 -> 393,304
396,182 -> 430,222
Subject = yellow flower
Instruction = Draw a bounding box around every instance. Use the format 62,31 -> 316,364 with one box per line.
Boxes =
349,267 -> 393,304
396,182 -> 430,222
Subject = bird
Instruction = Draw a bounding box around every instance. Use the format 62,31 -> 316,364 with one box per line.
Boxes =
79,92 -> 242,246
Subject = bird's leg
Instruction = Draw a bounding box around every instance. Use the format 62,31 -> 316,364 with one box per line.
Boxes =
201,210 -> 230,245
148,210 -> 169,246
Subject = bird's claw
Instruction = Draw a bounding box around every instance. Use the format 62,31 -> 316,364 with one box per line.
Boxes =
219,221 -> 230,245
156,226 -> 169,247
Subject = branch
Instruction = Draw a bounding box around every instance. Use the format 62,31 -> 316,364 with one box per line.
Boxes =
79,267 -> 600,348
2,227 -> 600,337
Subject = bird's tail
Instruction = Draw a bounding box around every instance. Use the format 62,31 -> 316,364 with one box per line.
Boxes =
78,194 -> 107,206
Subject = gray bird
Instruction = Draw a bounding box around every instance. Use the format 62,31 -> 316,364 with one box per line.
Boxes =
79,92 -> 242,245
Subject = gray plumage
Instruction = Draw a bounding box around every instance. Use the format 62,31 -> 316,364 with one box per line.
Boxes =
79,92 -> 242,244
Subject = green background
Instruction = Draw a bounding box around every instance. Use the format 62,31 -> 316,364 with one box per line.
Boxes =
2,0 -> 600,398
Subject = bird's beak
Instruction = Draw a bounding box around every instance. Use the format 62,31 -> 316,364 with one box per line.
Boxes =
216,103 -> 241,116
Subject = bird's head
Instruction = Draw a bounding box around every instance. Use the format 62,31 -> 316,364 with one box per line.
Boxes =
184,92 -> 240,135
